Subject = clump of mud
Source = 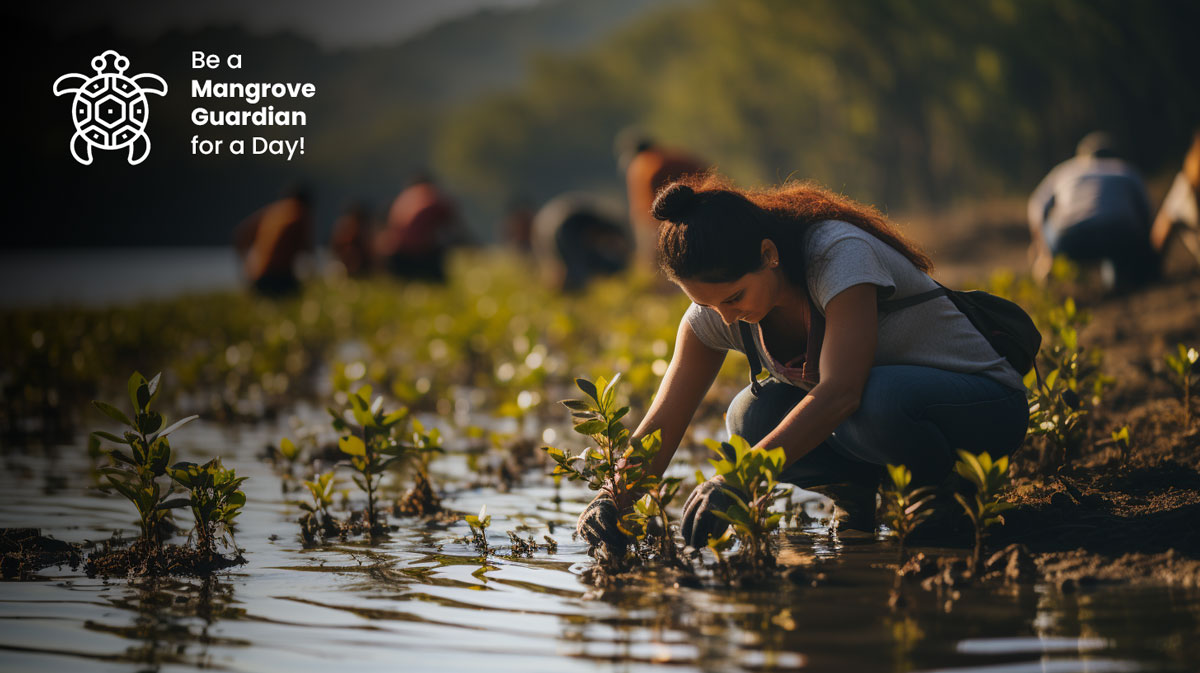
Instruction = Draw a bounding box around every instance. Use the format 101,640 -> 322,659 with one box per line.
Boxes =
393,473 -> 450,520
85,536 -> 245,578
0,528 -> 82,580
505,531 -> 557,557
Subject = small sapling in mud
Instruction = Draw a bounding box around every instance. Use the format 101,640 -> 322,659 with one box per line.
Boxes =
1111,426 -> 1132,468
543,375 -> 681,560
464,505 -> 491,553
701,435 -> 790,572
952,450 -> 1014,576
1027,297 -> 1112,471
165,458 -> 247,556
330,385 -> 443,534
1027,368 -> 1088,472
298,471 -> 338,541
880,464 -> 935,560
1165,344 -> 1197,428
91,372 -> 198,549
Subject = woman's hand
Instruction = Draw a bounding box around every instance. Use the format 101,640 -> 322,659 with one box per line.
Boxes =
680,474 -> 745,549
575,488 -> 628,555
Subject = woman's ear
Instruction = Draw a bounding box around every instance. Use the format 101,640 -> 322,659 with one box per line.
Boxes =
760,239 -> 780,269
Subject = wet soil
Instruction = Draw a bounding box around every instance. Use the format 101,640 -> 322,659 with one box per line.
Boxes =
84,537 -> 245,578
0,528 -> 82,579
893,205 -> 1200,588
995,275 -> 1200,570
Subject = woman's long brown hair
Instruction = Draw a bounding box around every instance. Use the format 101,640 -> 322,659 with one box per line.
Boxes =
655,173 -> 932,287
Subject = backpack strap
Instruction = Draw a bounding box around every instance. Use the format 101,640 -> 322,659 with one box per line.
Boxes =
737,320 -> 764,396
879,282 -> 1047,392
877,286 -> 947,312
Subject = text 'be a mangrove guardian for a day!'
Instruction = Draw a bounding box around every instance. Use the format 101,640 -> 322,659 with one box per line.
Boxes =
189,51 -> 312,161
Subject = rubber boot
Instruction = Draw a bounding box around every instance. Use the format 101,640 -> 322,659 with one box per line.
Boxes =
807,481 -> 878,534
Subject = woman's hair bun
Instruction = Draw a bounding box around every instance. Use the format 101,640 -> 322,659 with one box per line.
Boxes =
652,183 -> 696,222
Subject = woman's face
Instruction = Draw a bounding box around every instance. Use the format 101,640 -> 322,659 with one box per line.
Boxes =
675,240 -> 790,326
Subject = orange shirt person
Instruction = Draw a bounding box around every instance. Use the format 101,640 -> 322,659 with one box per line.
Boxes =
624,138 -> 707,269
234,189 -> 314,296
374,176 -> 465,281
1149,130 -> 1200,272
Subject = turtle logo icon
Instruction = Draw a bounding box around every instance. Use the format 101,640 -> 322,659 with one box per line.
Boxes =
53,50 -> 167,166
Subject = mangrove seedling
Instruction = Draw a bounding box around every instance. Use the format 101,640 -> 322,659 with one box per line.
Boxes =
298,471 -> 338,541
1165,343 -> 1197,428
1026,367 -> 1088,471
1111,426 -> 1132,468
543,375 -> 681,559
952,450 -> 1014,576
301,471 -> 336,520
618,475 -> 683,561
702,435 -> 790,571
330,385 -> 443,533
276,436 -> 305,490
1027,297 -> 1112,471
165,458 -> 247,556
880,464 -> 935,560
91,372 -> 198,548
464,505 -> 491,553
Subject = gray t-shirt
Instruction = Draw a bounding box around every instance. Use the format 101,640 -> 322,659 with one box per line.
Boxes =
684,219 -> 1026,391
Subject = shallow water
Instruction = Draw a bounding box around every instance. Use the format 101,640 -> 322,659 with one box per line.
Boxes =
1,420 -> 1197,673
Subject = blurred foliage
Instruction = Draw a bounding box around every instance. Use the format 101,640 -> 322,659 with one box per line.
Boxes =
0,251 -> 747,441
434,0 -> 1199,216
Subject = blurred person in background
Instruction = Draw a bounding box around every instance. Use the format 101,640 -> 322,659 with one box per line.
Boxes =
234,185 -> 314,296
1149,130 -> 1200,274
501,195 -> 536,254
617,130 -> 708,272
375,174 -> 468,282
331,202 -> 376,277
1027,131 -> 1158,290
531,193 -> 632,292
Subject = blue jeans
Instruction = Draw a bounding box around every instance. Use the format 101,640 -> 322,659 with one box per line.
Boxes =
725,366 -> 1029,489
1048,214 -> 1159,288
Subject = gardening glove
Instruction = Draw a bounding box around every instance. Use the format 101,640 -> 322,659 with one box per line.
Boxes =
576,489 -> 628,554
680,476 -> 745,550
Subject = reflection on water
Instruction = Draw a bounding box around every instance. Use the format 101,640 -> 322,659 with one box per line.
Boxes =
0,248 -> 242,308
0,248 -> 331,308
0,420 -> 1197,672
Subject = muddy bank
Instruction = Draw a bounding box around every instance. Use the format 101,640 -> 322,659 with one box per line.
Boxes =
0,528 -> 81,579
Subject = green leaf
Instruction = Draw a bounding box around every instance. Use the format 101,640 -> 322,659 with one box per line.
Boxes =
382,407 -> 408,427
560,399 -> 591,412
339,435 -> 367,456
93,401 -> 132,427
575,378 -> 598,402
92,430 -> 130,445
108,449 -> 138,466
153,415 -> 198,441
137,411 -> 164,437
157,498 -> 192,509
127,372 -> 147,411
280,437 -> 300,460
601,373 -> 621,408
573,419 -> 606,435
